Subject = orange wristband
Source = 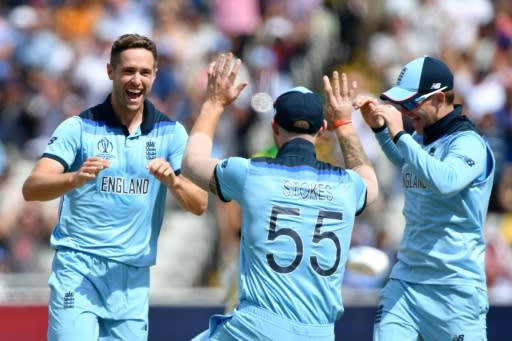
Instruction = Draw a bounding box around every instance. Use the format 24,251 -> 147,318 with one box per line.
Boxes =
332,119 -> 352,129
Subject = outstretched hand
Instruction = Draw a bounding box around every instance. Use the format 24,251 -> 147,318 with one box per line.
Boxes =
323,71 -> 357,129
206,53 -> 248,107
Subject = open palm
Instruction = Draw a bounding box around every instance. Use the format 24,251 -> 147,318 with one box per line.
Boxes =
206,53 -> 247,107
323,71 -> 357,129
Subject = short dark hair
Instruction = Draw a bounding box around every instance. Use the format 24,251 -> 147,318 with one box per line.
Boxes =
110,34 -> 158,68
444,89 -> 455,105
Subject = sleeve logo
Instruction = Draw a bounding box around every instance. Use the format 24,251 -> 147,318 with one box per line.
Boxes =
48,137 -> 58,145
463,156 -> 475,166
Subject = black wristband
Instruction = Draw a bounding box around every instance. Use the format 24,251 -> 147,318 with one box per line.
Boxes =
371,125 -> 386,133
393,131 -> 407,144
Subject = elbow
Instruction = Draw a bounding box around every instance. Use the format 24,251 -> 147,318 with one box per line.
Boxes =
190,194 -> 209,216
364,175 -> 379,206
436,186 -> 458,197
362,169 -> 379,206
431,179 -> 460,196
366,186 -> 379,206
192,205 -> 208,216
22,183 -> 36,201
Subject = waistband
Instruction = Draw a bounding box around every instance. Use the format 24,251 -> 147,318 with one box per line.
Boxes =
237,302 -> 334,338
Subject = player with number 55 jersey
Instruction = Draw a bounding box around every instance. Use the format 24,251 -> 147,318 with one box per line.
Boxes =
183,53 -> 378,340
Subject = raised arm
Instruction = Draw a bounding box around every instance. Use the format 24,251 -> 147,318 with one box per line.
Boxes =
323,71 -> 379,205
182,53 -> 248,193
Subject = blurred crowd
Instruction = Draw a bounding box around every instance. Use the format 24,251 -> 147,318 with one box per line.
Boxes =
0,0 -> 512,304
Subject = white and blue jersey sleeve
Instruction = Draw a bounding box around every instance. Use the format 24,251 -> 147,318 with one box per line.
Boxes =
167,121 -> 188,174
214,157 -> 250,202
43,116 -> 83,171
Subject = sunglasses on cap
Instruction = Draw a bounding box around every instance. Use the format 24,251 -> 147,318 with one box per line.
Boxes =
399,86 -> 448,110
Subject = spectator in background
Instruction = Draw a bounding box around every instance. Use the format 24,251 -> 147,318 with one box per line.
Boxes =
0,140 -> 12,272
21,34 -> 207,341
8,200 -> 53,273
356,56 -> 495,340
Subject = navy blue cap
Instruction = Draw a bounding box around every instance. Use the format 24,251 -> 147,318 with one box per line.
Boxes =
273,86 -> 323,134
380,56 -> 453,102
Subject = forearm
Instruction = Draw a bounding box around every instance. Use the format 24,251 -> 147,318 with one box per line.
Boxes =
22,171 -> 76,201
335,123 -> 371,170
334,124 -> 378,204
182,100 -> 224,192
167,175 -> 208,215
182,132 -> 219,191
374,127 -> 405,167
395,133 -> 485,195
190,100 -> 225,137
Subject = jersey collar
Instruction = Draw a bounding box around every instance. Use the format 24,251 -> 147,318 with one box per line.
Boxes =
423,104 -> 477,145
98,95 -> 158,135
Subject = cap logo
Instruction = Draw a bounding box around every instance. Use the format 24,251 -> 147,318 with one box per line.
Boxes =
293,120 -> 311,130
430,83 -> 442,90
397,67 -> 407,85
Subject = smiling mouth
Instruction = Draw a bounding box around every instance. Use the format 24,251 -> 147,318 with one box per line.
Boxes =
126,89 -> 143,100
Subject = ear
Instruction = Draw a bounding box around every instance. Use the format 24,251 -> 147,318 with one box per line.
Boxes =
316,120 -> 328,137
271,119 -> 279,135
107,64 -> 114,80
321,120 -> 328,133
433,91 -> 445,106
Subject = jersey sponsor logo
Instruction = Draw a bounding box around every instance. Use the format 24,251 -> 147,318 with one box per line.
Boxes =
146,140 -> 157,160
100,176 -> 150,195
403,172 -> 426,188
452,335 -> 464,341
282,180 -> 333,201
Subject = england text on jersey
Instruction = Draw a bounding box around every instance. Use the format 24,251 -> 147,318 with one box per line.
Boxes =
100,176 -> 150,195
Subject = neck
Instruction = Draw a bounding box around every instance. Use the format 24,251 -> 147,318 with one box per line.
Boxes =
436,104 -> 454,120
275,125 -> 316,147
124,113 -> 143,133
111,98 -> 144,133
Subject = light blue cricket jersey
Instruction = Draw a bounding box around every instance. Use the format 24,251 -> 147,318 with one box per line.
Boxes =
215,139 -> 367,325
43,95 -> 188,267
375,106 -> 495,289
